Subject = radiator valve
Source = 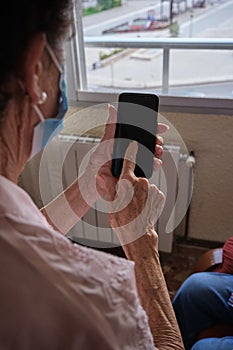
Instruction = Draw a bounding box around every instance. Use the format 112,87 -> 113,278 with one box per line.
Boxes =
180,152 -> 196,168
186,155 -> 196,168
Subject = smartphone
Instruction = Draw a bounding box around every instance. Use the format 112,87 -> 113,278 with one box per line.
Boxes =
111,92 -> 159,178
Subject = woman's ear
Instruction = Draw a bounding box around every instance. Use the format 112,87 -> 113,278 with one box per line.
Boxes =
21,33 -> 46,104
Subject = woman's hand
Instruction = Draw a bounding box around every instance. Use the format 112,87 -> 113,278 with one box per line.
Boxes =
87,105 -> 168,199
103,141 -> 165,245
43,105 -> 168,236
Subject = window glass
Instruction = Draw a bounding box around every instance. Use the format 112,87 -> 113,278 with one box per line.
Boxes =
75,0 -> 233,99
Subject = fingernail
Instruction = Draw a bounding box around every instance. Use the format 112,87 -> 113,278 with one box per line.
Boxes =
107,104 -> 116,121
130,141 -> 138,154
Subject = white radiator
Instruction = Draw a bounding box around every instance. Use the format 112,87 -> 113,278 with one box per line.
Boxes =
20,135 -> 187,253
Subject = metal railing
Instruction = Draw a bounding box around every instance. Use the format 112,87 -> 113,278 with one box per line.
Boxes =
84,37 -> 233,94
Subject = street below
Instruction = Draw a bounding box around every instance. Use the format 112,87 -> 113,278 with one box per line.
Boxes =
82,0 -> 233,97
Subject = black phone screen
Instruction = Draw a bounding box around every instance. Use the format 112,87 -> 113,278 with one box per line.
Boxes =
112,92 -> 159,178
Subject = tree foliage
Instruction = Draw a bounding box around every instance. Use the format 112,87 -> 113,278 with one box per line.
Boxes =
97,0 -> 121,10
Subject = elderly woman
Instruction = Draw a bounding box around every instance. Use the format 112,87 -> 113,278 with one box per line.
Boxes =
0,0 -> 183,349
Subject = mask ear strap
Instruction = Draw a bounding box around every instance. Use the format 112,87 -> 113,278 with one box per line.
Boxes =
32,43 -> 64,124
18,79 -> 45,123
32,104 -> 45,122
45,43 -> 63,74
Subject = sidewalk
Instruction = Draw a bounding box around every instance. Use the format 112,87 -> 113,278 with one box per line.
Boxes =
83,0 -> 222,35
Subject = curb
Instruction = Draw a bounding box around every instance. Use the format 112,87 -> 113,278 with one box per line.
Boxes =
88,76 -> 233,89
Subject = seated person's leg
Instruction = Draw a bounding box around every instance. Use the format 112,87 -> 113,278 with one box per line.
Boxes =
172,272 -> 233,350
191,336 -> 233,350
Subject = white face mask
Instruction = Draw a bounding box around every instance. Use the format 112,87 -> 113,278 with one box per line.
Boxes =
29,43 -> 68,160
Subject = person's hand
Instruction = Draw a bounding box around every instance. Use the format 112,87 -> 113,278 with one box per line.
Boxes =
104,141 -> 165,245
87,104 -> 169,198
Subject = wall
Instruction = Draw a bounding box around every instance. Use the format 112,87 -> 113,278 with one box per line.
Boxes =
163,112 -> 233,242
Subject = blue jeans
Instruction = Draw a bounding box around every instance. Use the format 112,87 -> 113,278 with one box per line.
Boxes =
191,336 -> 233,350
172,272 -> 233,350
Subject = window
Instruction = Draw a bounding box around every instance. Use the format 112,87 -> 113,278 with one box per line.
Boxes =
65,0 -> 233,114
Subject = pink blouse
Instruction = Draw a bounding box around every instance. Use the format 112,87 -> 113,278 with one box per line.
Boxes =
0,175 -> 155,349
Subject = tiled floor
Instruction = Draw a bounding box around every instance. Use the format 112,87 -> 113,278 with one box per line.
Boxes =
160,240 -> 208,298
160,237 -> 224,298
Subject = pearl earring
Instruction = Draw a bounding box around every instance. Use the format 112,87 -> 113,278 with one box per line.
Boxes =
38,91 -> 48,105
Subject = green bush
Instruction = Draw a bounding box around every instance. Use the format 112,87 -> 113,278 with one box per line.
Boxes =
98,0 -> 113,10
112,0 -> 121,8
169,21 -> 179,37
83,6 -> 100,16
99,48 -> 124,61
84,0 -> 121,16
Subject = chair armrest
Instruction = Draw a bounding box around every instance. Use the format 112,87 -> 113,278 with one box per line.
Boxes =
191,248 -> 223,274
